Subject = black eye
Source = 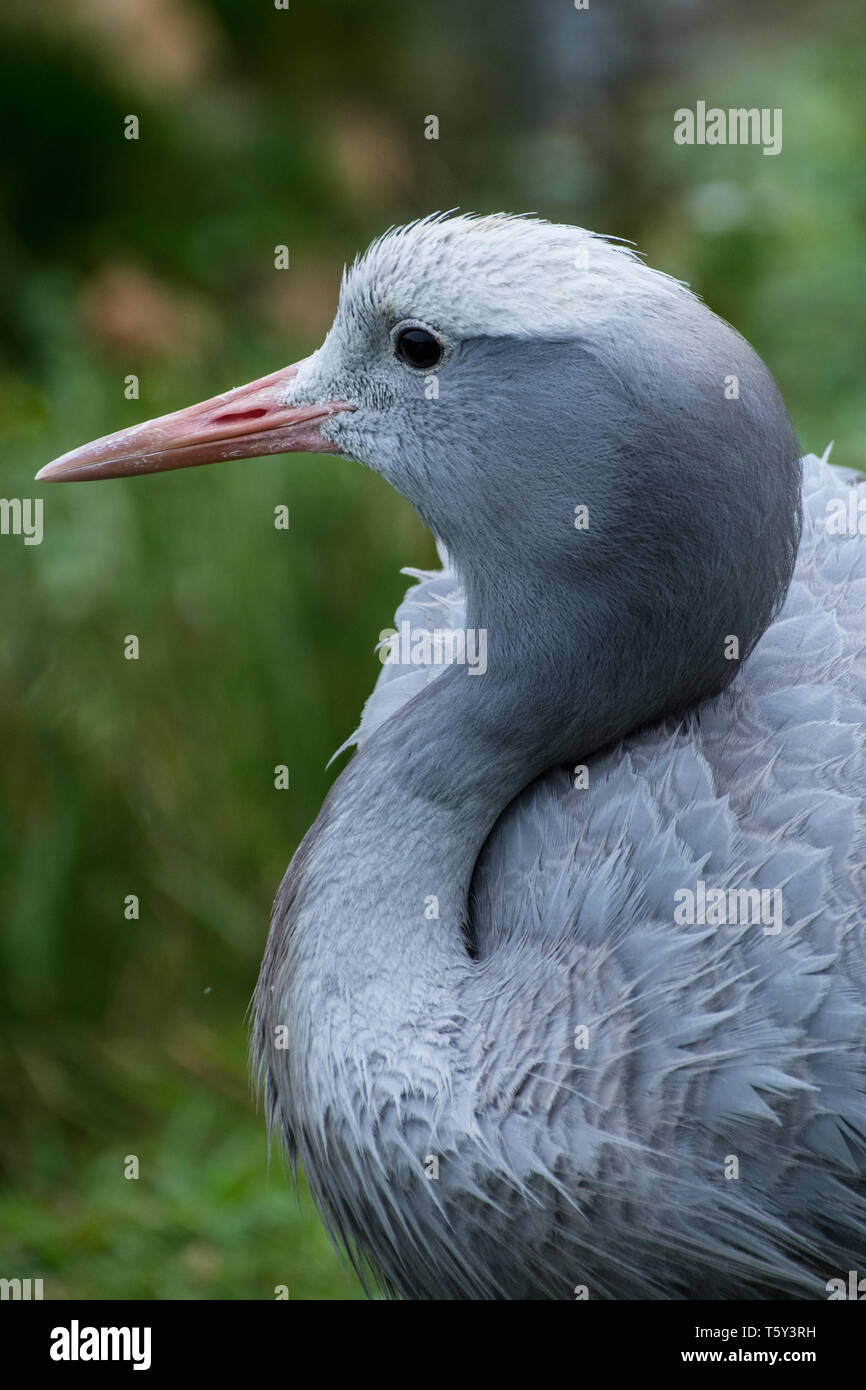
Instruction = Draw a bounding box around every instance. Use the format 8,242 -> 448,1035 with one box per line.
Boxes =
394,326 -> 443,369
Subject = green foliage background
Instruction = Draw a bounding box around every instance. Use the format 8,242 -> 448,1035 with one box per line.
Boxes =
1,0 -> 863,1299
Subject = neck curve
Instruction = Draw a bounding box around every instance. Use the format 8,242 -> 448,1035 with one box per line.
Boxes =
253,568 -> 659,1101
251,561 -> 736,1295
277,564 -> 655,977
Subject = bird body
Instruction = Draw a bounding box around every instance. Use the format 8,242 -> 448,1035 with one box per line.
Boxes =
255,451 -> 866,1300
40,215 -> 866,1299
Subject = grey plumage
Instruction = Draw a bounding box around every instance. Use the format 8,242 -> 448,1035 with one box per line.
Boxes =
251,217 -> 866,1299
40,212 -> 864,1300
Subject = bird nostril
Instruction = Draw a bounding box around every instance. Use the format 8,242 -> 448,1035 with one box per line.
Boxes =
209,407 -> 270,425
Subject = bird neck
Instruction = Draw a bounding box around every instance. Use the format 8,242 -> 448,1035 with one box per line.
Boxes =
253,572 -> 678,1241
294,662 -> 532,980
271,573 -> 648,1002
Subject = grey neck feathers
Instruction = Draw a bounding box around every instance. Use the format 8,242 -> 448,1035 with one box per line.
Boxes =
265,565 -> 694,1012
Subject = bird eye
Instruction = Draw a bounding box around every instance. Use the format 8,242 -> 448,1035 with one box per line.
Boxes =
393,325 -> 443,370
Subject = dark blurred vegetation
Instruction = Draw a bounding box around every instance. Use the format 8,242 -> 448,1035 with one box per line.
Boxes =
1,0 -> 863,1299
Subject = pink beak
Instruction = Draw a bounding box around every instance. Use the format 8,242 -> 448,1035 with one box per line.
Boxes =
35,360 -> 356,482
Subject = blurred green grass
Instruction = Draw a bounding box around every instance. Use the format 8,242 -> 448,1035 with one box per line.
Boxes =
1,0 -> 864,1299
1,341 -> 430,1300
2,1026 -> 367,1300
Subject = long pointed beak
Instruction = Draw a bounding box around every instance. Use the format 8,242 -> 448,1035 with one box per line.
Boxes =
36,360 -> 356,482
